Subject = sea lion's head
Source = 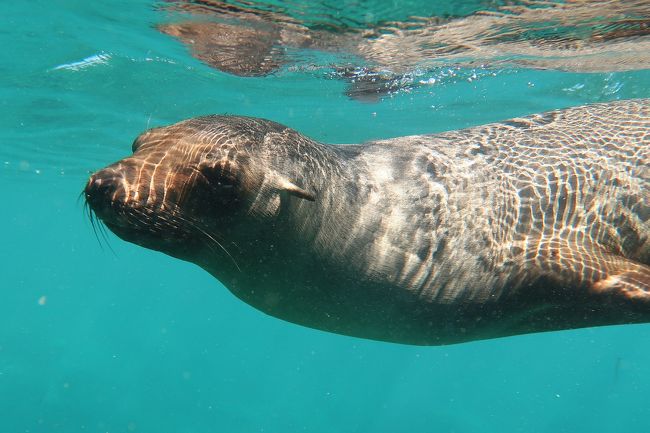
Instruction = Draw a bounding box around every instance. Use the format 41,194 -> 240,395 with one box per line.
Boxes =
84,116 -> 318,270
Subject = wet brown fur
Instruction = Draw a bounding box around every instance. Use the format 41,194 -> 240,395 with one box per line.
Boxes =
85,100 -> 649,345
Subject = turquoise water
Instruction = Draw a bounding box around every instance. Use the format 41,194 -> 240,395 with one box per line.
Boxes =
2,1 -> 650,432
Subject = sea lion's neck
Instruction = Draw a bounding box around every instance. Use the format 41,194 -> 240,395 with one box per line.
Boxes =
282,138 -> 505,302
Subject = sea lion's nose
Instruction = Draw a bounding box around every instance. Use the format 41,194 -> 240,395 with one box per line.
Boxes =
84,169 -> 125,213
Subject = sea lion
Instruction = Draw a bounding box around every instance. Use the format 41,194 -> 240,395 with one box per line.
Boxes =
84,99 -> 650,345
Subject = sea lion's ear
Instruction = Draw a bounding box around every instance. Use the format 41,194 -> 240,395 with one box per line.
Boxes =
276,177 -> 316,201
249,175 -> 315,218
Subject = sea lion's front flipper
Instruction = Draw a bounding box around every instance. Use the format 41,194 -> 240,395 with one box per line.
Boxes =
591,259 -> 650,302
510,242 -> 650,336
159,21 -> 285,76
535,240 -> 650,303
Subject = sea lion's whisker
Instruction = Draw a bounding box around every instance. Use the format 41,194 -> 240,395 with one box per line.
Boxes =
174,213 -> 242,273
81,185 -> 117,255
77,190 -> 86,206
83,199 -> 103,248
86,200 -> 116,256
97,218 -> 116,256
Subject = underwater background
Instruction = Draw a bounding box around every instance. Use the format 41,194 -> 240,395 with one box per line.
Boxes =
2,1 -> 649,432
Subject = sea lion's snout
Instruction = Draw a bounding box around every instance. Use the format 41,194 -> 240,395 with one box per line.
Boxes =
85,167 -> 129,223
84,159 -> 207,254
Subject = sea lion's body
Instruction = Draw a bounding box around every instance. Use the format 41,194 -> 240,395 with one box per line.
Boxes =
85,100 -> 649,345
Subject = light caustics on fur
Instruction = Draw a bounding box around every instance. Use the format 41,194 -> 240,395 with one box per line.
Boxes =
85,100 -> 649,345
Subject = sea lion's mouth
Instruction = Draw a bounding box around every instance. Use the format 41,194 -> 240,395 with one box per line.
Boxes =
84,167 -> 126,212
84,190 -> 195,257
84,168 -> 217,258
84,166 -> 156,230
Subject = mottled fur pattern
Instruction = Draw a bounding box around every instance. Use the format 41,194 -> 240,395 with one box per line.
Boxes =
86,99 -> 649,344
